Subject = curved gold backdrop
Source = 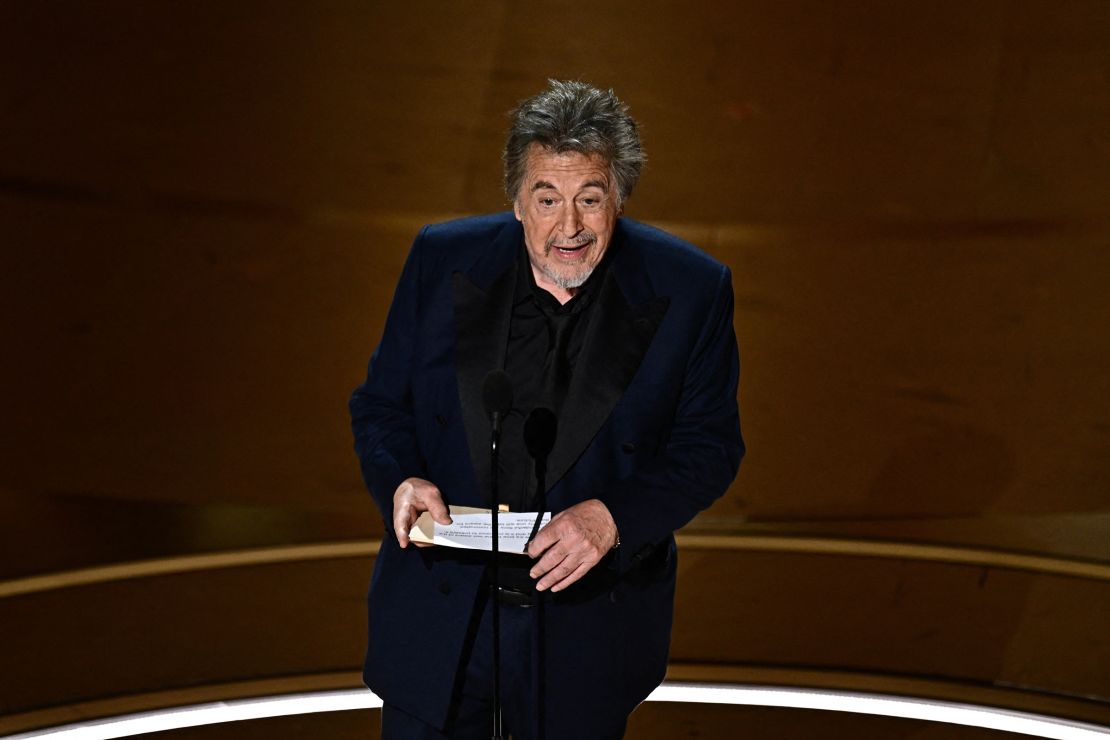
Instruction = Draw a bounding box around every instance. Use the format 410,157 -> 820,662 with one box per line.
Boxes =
1,1 -> 1108,737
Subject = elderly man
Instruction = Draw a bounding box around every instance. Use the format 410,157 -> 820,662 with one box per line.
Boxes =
350,80 -> 743,739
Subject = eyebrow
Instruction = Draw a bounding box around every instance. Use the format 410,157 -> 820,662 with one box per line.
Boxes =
529,179 -> 610,193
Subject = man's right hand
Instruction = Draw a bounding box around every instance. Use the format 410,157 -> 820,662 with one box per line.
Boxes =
392,477 -> 451,548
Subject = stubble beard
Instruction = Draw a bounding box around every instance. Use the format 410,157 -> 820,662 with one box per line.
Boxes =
539,232 -> 597,290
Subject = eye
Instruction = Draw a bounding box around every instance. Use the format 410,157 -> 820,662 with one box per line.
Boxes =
539,197 -> 557,207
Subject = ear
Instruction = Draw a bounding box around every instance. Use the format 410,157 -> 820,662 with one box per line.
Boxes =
513,199 -> 522,221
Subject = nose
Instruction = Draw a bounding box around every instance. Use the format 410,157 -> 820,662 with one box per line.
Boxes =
559,202 -> 582,237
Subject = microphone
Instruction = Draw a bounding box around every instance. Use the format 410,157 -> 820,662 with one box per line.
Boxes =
482,370 -> 514,437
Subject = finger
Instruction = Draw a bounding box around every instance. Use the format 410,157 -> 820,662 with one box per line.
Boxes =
530,544 -> 570,584
423,489 -> 452,525
394,503 -> 412,548
527,530 -> 553,559
549,561 -> 593,593
527,514 -> 566,558
535,552 -> 580,592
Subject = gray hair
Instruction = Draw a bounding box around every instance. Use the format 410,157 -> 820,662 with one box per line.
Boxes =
503,80 -> 645,206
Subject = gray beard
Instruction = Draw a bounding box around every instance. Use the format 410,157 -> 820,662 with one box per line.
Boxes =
539,260 -> 593,290
539,235 -> 596,289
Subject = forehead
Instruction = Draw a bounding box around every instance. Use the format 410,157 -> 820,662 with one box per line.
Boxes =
524,145 -> 610,188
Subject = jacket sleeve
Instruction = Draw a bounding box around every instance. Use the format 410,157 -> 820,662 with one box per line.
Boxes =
349,228 -> 430,535
602,262 -> 744,572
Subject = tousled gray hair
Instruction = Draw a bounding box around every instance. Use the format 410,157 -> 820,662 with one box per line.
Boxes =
504,80 -> 645,206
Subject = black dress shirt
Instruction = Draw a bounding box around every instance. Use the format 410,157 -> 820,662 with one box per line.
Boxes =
493,245 -> 610,588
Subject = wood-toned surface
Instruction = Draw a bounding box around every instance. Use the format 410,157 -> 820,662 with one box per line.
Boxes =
2,551 -> 1108,729
1,0 -> 1108,735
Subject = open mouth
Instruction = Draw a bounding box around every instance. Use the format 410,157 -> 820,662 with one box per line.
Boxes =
550,241 -> 592,258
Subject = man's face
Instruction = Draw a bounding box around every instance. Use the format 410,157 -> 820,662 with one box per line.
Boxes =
513,145 -> 619,295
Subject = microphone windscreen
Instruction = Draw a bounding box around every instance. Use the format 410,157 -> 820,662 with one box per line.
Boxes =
524,407 -> 558,459
482,370 -> 514,417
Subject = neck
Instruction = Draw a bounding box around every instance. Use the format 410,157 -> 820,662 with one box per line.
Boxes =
531,267 -> 577,305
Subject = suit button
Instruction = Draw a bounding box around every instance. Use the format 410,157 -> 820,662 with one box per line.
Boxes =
621,442 -> 636,454
439,581 -> 451,595
609,590 -> 622,604
435,414 -> 447,427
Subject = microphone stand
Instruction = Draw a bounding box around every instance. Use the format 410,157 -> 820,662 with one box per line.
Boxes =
523,407 -> 556,740
531,457 -> 547,740
483,369 -> 512,740
489,413 -> 504,740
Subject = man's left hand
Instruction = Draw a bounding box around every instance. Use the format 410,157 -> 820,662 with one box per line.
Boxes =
527,499 -> 618,592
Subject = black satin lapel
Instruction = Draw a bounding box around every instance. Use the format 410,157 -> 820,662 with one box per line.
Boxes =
545,272 -> 670,493
453,263 -> 518,498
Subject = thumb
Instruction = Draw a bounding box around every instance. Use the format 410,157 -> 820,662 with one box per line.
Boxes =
427,495 -> 452,526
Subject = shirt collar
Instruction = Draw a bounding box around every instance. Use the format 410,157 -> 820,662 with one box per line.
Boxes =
514,241 -> 611,314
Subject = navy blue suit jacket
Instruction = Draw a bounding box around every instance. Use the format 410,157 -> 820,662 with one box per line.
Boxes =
350,212 -> 743,731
